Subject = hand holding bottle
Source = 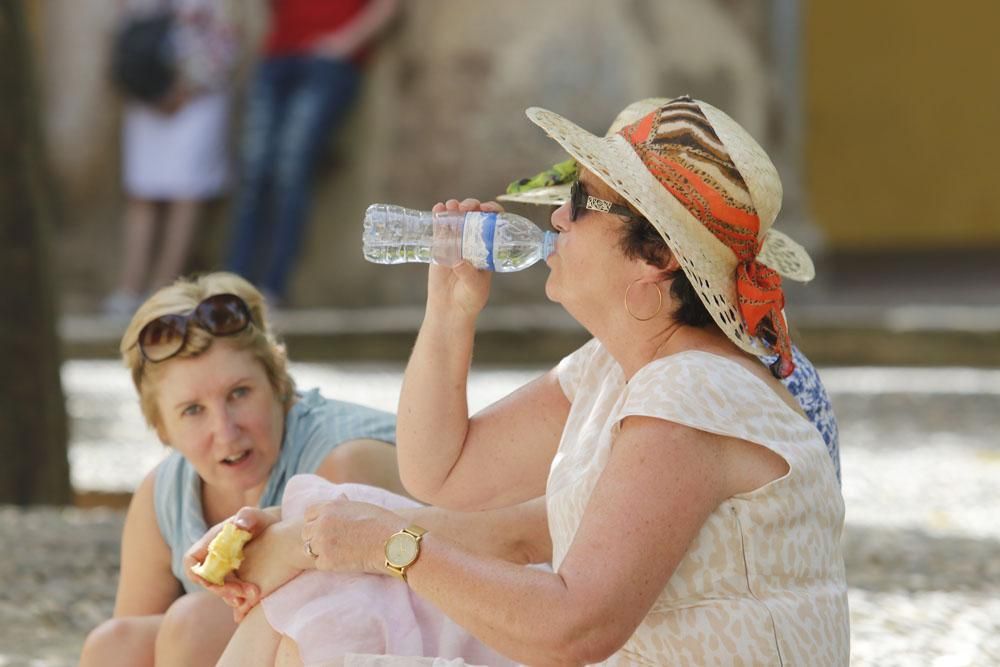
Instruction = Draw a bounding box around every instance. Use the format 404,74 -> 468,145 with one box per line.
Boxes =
427,199 -> 497,319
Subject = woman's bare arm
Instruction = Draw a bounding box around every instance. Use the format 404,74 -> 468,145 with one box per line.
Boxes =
400,494 -> 551,565
114,470 -> 182,616
395,199 -> 571,511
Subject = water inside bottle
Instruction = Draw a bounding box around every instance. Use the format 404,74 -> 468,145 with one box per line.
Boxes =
363,204 -> 440,264
491,219 -> 554,272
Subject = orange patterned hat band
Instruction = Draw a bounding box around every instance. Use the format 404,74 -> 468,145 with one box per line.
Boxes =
617,96 -> 795,378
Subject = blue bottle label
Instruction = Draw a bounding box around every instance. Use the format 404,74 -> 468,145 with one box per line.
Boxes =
480,212 -> 496,271
461,211 -> 497,271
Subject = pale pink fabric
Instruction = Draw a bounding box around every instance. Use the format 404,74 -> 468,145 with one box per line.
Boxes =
261,475 -> 515,667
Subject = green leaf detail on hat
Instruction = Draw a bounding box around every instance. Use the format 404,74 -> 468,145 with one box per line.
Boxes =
505,158 -> 578,194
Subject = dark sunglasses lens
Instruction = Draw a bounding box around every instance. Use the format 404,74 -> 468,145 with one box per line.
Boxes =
569,181 -> 582,221
139,314 -> 188,361
195,294 -> 250,336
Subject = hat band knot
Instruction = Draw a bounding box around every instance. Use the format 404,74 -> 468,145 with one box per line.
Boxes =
736,258 -> 795,378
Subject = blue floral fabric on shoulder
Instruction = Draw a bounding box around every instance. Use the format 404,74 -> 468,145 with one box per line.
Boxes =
762,346 -> 841,485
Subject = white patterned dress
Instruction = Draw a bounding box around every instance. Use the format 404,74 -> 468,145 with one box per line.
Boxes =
341,341 -> 850,666
547,339 -> 850,665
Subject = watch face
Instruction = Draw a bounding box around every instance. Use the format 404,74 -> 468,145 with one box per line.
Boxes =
386,532 -> 419,568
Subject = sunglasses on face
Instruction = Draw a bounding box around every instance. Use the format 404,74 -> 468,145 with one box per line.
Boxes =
136,293 -> 253,362
569,180 -> 646,223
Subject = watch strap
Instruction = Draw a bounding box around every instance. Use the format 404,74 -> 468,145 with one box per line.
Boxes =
403,524 -> 427,540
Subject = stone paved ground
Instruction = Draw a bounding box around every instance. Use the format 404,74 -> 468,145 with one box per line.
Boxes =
0,507 -> 122,667
1,363 -> 999,666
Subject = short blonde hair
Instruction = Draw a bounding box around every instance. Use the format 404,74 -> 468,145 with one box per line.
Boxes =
120,272 -> 295,432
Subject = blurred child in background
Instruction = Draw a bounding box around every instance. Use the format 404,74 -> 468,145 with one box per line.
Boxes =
103,0 -> 239,317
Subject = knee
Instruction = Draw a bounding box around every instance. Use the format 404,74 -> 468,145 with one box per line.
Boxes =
273,144 -> 312,191
80,617 -> 154,667
160,591 -> 220,637
237,123 -> 276,184
273,122 -> 323,187
157,592 -> 234,662
237,148 -> 273,188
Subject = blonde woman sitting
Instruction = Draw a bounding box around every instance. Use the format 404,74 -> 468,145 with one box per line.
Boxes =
80,272 -> 403,666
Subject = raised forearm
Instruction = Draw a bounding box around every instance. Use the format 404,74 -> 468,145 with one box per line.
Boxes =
396,307 -> 478,501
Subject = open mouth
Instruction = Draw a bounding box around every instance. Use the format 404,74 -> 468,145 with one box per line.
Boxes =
221,451 -> 251,466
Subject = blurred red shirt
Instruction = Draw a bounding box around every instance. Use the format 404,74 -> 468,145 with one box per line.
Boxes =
264,0 -> 370,58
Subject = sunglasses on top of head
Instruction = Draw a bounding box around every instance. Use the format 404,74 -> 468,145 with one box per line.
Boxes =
136,293 -> 254,362
568,180 -> 646,223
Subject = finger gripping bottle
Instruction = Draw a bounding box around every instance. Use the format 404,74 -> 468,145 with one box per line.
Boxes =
362,204 -> 557,272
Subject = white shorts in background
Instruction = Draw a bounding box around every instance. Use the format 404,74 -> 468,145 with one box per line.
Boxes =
122,91 -> 230,200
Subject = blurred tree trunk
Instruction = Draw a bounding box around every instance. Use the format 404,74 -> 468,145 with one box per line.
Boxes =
0,1 -> 71,505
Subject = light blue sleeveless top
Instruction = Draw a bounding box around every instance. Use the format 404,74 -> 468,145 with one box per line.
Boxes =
153,388 -> 396,593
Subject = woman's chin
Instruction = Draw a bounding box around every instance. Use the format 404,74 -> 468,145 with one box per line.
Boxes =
544,276 -> 561,303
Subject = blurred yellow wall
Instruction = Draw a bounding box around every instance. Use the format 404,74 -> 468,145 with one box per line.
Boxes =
805,0 -> 1000,250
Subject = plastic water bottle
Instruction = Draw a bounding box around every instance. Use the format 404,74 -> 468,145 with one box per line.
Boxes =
362,204 -> 557,272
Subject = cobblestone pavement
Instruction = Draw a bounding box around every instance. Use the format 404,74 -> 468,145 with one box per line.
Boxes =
1,362 -> 999,666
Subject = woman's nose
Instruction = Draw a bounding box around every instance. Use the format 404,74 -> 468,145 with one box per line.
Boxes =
213,410 -> 240,444
551,203 -> 571,232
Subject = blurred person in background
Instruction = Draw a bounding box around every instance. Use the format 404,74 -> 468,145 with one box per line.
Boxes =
80,272 -> 403,666
103,0 -> 241,318
192,96 -> 850,665
225,0 -> 398,307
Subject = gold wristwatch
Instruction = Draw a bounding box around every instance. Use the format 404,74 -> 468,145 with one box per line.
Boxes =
384,524 -> 427,582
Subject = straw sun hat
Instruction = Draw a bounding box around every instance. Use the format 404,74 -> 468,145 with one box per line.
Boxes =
508,96 -> 812,378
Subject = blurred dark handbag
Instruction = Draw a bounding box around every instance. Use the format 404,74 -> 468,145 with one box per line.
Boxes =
110,9 -> 178,105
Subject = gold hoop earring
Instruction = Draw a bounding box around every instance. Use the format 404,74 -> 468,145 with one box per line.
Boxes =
624,279 -> 662,322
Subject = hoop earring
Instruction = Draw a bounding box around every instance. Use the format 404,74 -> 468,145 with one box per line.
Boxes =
624,279 -> 662,322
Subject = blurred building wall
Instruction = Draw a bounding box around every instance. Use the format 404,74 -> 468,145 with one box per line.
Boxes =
804,0 -> 1000,250
37,0 -> 791,310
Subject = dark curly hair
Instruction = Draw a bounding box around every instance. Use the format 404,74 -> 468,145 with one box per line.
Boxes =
616,217 -> 714,328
